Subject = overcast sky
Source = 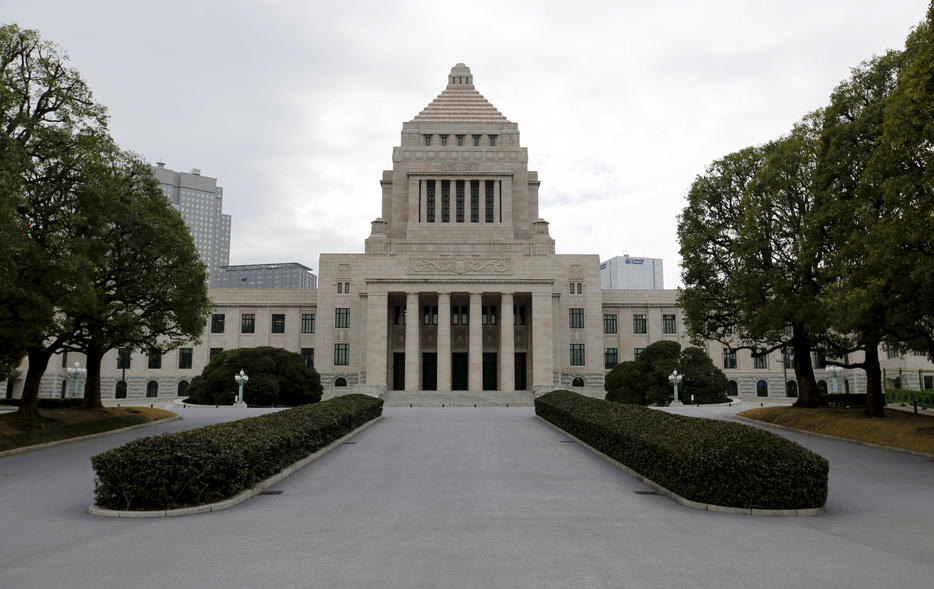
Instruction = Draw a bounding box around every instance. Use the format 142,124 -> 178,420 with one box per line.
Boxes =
6,0 -> 930,287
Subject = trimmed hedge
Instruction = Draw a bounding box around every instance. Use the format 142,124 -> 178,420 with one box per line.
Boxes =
91,394 -> 383,510
536,390 -> 828,510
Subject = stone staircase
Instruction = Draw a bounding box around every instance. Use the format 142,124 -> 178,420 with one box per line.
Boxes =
380,390 -> 534,407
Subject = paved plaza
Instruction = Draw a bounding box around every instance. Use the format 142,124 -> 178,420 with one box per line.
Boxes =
0,405 -> 932,588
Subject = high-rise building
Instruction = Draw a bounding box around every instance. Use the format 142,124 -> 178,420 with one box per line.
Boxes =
211,263 -> 317,289
600,255 -> 664,289
152,164 -> 231,279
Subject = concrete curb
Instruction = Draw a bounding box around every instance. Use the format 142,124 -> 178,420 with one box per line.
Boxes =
537,416 -> 825,517
88,415 -> 383,518
0,416 -> 182,458
733,415 -> 934,459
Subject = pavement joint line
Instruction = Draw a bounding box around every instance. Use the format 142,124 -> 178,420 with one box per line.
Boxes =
733,414 -> 934,459
87,415 -> 383,518
537,416 -> 825,517
0,416 -> 183,458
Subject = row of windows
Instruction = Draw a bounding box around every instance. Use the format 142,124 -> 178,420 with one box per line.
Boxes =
118,348 -> 194,370
337,282 -> 350,294
600,313 -> 677,334
212,313 -> 318,334
424,180 -> 495,224
570,282 -> 583,294
391,305 -> 528,326
424,134 -> 496,147
114,380 -> 189,399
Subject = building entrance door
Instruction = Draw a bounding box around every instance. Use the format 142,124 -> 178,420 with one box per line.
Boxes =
452,353 -> 468,390
393,353 -> 405,390
423,353 -> 437,391
514,353 -> 527,390
483,353 -> 497,391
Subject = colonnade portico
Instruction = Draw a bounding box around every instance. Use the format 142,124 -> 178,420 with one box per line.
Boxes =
364,286 -> 553,392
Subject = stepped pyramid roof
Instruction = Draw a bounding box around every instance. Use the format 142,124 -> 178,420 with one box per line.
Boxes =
410,63 -> 511,124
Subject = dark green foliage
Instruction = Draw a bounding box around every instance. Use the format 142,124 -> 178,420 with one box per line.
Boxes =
537,390 -> 828,510
605,341 -> 728,405
186,347 -> 322,406
91,394 -> 383,510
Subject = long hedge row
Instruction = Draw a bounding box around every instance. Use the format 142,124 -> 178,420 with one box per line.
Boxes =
91,394 -> 383,510
536,390 -> 828,510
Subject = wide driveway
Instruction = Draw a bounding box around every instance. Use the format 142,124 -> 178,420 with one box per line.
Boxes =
1,405 -> 931,588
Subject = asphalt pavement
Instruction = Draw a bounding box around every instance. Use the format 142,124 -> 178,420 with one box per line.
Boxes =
0,404 -> 931,588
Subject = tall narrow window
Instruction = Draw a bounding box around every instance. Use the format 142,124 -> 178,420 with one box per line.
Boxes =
723,348 -> 737,369
210,348 -> 223,360
633,314 -> 647,334
485,180 -> 494,223
334,344 -> 349,366
604,348 -> 618,369
441,180 -> 450,223
489,136 -> 497,146
470,180 -> 480,223
337,282 -> 343,293
241,313 -> 255,334
473,135 -> 480,147
570,344 -> 585,366
662,314 -> 677,334
335,308 -> 350,329
634,348 -> 645,360
211,313 -> 225,333
117,348 -> 131,369
148,353 -> 162,369
456,180 -> 465,223
271,314 -> 285,334
146,381 -> 159,398
178,348 -> 193,369
441,135 -> 447,146
569,308 -> 584,329
754,351 -> 768,369
603,314 -> 617,334
457,135 -> 464,146
424,135 -> 431,146
301,313 -> 316,333
301,348 -> 314,368
426,180 -> 436,223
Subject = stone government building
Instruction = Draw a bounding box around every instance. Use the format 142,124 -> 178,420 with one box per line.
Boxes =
13,63 -> 925,405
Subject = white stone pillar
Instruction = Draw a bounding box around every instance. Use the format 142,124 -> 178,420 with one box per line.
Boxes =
500,292 -> 515,391
437,292 -> 452,391
365,292 -> 388,388
405,292 -> 420,391
469,292 -> 483,391
532,292 -> 554,388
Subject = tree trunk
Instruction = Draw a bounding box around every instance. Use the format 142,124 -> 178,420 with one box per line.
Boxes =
81,343 -> 105,409
16,346 -> 54,420
863,344 -> 884,417
792,335 -> 822,407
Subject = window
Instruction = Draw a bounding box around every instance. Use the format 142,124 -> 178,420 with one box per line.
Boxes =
334,343 -> 349,366
485,180 -> 494,223
116,348 -> 131,369
634,348 -> 644,360
604,314 -> 617,334
423,305 -> 438,325
441,180 -> 450,223
886,346 -> 898,359
394,306 -> 407,325
470,180 -> 480,223
441,135 -> 447,147
569,308 -> 584,329
570,283 -> 575,295
754,350 -> 768,369
61,351 -> 68,368
426,180 -> 436,223
570,344 -> 585,366
456,180 -> 465,223
457,135 -> 464,146
301,313 -> 316,334
812,351 -> 826,369
115,381 -> 127,399
757,380 -> 769,397
210,348 -> 223,360
782,348 -> 794,366
569,282 -> 582,294
723,348 -> 737,369
663,314 -> 677,334
473,135 -> 480,146
605,348 -> 618,369
148,353 -> 162,370
179,348 -> 193,369
513,306 -> 526,326
272,314 -> 286,334
344,282 -> 349,293
337,282 -> 342,293
177,381 -> 189,397
241,313 -> 255,334
301,348 -> 314,368
424,135 -> 431,146
335,308 -> 350,329
335,377 -> 348,387
480,306 -> 497,326
146,381 -> 158,398
633,314 -> 647,334
489,135 -> 496,146
211,313 -> 225,333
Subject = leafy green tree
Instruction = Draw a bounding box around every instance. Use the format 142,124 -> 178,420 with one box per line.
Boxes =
0,24 -> 109,419
186,347 -> 322,406
605,341 -> 727,405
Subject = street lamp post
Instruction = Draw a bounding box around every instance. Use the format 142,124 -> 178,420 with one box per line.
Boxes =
668,369 -> 683,406
233,369 -> 249,407
66,362 -> 87,399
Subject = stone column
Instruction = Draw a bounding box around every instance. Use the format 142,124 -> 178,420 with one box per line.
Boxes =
405,292 -> 420,391
437,292 -> 452,391
365,292 -> 388,388
532,292 -> 554,389
469,292 -> 483,391
499,292 -> 515,391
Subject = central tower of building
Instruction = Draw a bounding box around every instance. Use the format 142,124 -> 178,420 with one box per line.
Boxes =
316,64 -> 603,396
